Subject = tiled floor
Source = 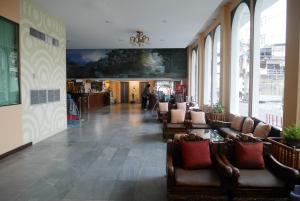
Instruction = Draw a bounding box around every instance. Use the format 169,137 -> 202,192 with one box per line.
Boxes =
0,104 -> 167,201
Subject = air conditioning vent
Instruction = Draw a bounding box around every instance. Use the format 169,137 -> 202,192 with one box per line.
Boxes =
29,27 -> 59,47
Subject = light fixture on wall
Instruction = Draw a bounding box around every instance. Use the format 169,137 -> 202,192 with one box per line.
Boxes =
130,31 -> 150,47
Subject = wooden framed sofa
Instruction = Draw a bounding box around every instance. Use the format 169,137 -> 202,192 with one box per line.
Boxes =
166,136 -> 232,201
213,115 -> 281,139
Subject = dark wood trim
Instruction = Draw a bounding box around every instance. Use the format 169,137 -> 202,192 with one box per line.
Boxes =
0,142 -> 32,160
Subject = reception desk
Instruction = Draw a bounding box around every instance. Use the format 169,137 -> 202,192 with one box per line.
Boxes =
89,92 -> 110,109
73,92 -> 110,112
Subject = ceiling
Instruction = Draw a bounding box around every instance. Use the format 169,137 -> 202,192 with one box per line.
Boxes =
32,0 -> 223,49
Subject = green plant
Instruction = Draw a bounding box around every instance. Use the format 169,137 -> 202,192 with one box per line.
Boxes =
212,102 -> 224,113
284,124 -> 300,140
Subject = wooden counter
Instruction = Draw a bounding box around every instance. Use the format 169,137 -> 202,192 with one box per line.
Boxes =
88,92 -> 110,109
73,92 -> 110,112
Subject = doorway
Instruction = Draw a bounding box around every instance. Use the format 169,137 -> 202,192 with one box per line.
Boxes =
139,82 -> 149,99
120,82 -> 129,103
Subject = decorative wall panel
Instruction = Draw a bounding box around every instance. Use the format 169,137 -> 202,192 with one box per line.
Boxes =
21,0 -> 67,143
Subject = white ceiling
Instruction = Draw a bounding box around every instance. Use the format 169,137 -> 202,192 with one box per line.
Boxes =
32,0 -> 223,49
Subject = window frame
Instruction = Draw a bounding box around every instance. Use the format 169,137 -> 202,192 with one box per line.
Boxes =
0,16 -> 21,107
230,2 -> 251,116
203,25 -> 222,106
204,34 -> 213,105
212,25 -> 221,105
191,47 -> 199,103
228,0 -> 286,128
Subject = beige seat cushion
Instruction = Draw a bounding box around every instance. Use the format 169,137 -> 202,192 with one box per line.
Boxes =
253,122 -> 271,138
159,102 -> 168,112
191,111 -> 206,124
238,169 -> 284,188
242,117 -> 254,134
175,168 -> 221,187
177,102 -> 187,111
167,123 -> 185,129
171,109 -> 185,123
230,115 -> 244,131
191,124 -> 210,129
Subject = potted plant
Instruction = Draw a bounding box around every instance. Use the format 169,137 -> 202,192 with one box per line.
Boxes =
283,124 -> 300,148
212,102 -> 225,113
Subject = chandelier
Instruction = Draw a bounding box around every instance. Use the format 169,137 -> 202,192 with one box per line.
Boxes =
130,31 -> 149,47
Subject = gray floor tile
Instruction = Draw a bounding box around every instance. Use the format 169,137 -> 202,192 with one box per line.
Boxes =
0,104 -> 166,201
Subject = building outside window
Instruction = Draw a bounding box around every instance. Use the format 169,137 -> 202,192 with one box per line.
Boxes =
191,48 -> 198,102
204,35 -> 212,105
212,25 -> 221,104
253,0 -> 286,128
230,3 -> 250,116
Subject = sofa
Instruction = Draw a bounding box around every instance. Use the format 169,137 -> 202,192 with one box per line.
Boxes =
166,136 -> 232,201
213,115 -> 281,139
217,138 -> 300,201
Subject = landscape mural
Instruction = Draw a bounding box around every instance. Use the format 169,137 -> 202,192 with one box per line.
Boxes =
67,49 -> 187,79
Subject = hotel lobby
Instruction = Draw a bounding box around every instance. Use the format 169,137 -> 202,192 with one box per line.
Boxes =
1,0 -> 300,201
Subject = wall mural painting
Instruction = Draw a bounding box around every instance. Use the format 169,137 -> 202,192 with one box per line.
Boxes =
67,49 -> 187,79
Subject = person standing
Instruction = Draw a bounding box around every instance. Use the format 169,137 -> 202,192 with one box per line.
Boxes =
141,84 -> 150,110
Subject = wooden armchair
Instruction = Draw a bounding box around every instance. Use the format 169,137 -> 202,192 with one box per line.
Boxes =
217,139 -> 300,201
162,110 -> 190,139
156,102 -> 175,122
185,111 -> 211,130
166,136 -> 232,201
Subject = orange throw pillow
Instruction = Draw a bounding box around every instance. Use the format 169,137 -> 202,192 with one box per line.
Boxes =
235,141 -> 265,169
181,140 -> 212,169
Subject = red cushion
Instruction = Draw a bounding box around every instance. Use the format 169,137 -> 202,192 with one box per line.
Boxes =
235,141 -> 265,169
181,140 -> 212,169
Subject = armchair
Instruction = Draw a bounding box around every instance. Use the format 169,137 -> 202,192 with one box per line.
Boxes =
162,110 -> 190,139
218,139 -> 300,201
185,111 -> 211,129
166,136 -> 232,201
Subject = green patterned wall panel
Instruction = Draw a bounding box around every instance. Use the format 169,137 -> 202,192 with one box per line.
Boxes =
21,0 -> 67,143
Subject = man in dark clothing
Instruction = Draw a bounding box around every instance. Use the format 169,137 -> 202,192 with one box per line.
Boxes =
141,84 -> 150,110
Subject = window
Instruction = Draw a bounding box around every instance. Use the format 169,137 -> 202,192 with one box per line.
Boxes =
0,17 -> 20,106
191,48 -> 198,102
212,25 -> 221,104
230,3 -> 250,115
204,36 -> 212,105
253,0 -> 286,127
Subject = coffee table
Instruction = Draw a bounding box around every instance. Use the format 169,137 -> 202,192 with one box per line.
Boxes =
174,129 -> 224,142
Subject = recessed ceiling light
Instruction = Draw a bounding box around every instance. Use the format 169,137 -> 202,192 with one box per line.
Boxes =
162,20 -> 167,23
160,39 -> 165,42
105,20 -> 112,24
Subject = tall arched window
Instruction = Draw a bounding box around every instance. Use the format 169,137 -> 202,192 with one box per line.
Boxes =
204,36 -> 212,105
191,48 -> 198,102
253,0 -> 286,127
212,25 -> 221,104
230,3 -> 250,115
